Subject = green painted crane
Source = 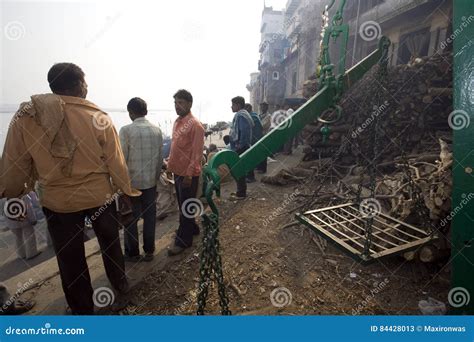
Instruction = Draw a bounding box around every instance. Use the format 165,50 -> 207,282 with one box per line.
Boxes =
197,0 -> 474,315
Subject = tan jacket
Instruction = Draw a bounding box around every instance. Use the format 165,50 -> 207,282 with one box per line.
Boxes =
1,94 -> 140,213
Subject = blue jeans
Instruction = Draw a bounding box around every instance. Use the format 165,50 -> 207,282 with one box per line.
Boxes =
124,186 -> 157,256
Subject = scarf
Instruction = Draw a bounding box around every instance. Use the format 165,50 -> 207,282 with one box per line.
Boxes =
230,109 -> 254,143
15,94 -> 78,177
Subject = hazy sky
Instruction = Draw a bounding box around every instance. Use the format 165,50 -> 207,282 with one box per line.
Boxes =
1,0 -> 288,124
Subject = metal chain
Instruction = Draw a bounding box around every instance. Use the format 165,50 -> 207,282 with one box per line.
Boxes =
362,59 -> 388,257
197,213 -> 231,315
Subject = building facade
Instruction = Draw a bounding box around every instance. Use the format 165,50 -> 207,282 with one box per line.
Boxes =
343,0 -> 452,68
247,6 -> 287,111
248,0 -> 453,110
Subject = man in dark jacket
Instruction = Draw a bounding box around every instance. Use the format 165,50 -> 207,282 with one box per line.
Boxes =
229,97 -> 253,199
245,103 -> 263,183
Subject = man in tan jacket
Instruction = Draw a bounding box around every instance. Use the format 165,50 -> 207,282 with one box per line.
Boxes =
0,63 -> 140,315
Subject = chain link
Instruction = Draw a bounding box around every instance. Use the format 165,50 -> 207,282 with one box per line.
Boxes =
197,212 -> 231,315
360,56 -> 389,257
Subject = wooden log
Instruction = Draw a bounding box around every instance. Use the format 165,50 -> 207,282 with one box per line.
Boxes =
428,87 -> 453,97
422,96 -> 433,104
419,245 -> 450,263
404,251 -> 417,261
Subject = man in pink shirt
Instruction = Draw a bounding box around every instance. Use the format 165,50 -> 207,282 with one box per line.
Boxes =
166,90 -> 205,256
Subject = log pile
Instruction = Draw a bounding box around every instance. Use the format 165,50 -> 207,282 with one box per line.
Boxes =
296,51 -> 454,263
302,52 -> 453,161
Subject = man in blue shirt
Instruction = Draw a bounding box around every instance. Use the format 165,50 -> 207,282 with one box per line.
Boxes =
229,96 -> 253,199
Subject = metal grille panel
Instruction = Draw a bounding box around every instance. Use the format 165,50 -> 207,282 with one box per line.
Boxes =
296,203 -> 435,262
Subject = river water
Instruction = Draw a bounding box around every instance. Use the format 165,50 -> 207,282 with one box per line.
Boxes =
0,110 -> 176,153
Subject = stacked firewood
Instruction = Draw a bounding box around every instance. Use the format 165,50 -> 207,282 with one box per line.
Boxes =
297,51 -> 454,262
302,52 -> 453,160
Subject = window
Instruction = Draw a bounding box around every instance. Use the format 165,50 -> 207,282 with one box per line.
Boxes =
272,71 -> 280,80
398,27 -> 430,65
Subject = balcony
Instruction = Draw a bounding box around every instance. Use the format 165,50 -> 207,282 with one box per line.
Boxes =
348,0 -> 430,27
286,18 -> 302,39
285,0 -> 302,17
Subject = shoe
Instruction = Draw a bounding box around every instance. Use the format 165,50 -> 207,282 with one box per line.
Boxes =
157,214 -> 168,221
143,253 -> 154,262
230,193 -> 247,201
167,245 -> 186,256
2,300 -> 36,315
246,178 -> 256,184
124,254 -> 142,262
24,250 -> 42,260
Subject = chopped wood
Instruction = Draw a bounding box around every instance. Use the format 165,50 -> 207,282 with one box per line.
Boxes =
295,51 -> 453,262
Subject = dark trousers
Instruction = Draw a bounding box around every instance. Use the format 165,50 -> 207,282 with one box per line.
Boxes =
236,147 -> 249,197
174,175 -> 200,248
247,169 -> 256,181
294,132 -> 303,148
43,205 -> 126,315
283,138 -> 293,154
124,186 -> 157,257
257,158 -> 268,173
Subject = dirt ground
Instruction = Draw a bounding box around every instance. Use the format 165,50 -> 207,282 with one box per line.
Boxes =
117,181 -> 451,316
